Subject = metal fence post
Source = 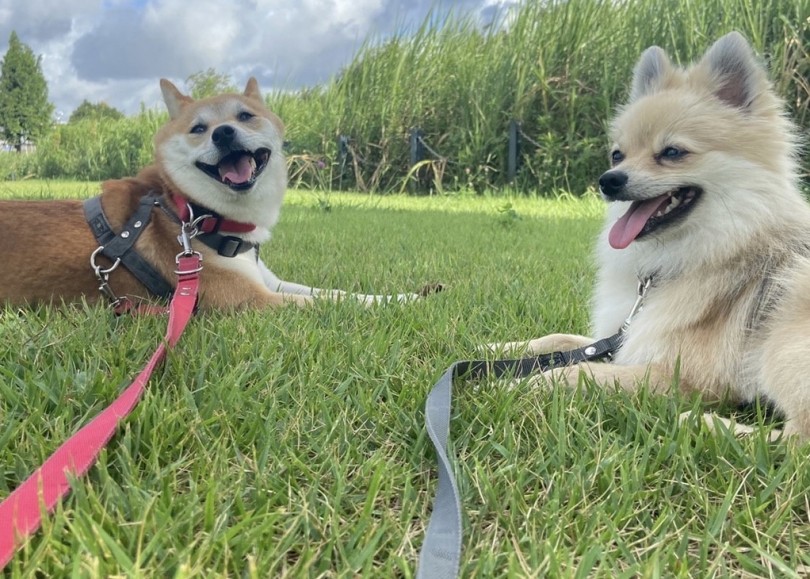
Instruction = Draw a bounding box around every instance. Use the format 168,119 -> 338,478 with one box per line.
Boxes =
508,119 -> 521,183
337,135 -> 349,190
409,127 -> 425,193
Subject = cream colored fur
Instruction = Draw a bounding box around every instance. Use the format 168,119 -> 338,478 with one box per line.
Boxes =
491,32 -> 810,440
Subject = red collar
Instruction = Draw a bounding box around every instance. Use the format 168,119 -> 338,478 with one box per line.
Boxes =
170,193 -> 256,234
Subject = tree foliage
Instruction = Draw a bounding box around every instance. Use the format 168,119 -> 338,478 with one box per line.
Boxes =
69,100 -> 125,123
0,31 -> 53,151
185,68 -> 237,99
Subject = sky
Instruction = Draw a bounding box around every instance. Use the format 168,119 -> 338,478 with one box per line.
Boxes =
0,0 -> 514,120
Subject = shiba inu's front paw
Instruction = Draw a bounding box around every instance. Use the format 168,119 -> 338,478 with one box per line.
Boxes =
509,366 -> 577,390
418,282 -> 444,297
356,283 -> 444,305
350,292 -> 416,306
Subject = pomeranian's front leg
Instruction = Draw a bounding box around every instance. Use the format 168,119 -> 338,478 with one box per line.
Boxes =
535,361 -> 674,393
483,333 -> 595,356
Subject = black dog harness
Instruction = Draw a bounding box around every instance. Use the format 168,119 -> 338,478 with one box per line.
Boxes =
83,194 -> 175,300
83,193 -> 259,305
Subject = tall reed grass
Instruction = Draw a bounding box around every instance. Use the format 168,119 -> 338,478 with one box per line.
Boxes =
1,0 -> 807,194
274,0 -> 809,194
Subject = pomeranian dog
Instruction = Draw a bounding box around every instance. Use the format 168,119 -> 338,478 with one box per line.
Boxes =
0,78 -> 425,311
494,32 -> 810,439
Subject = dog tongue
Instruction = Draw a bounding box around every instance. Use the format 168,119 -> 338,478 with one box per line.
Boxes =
219,154 -> 254,184
608,195 -> 670,249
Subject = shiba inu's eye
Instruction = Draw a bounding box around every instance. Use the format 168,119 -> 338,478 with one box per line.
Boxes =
190,124 -> 207,134
610,150 -> 624,165
237,111 -> 255,122
660,146 -> 686,160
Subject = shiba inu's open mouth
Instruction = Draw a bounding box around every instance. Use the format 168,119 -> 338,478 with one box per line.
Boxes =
196,148 -> 271,192
609,186 -> 702,249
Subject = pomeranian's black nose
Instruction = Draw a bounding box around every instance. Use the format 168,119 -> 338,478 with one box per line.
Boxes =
212,125 -> 236,148
599,170 -> 628,198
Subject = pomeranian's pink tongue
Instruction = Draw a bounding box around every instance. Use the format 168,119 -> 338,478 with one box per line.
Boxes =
608,195 -> 671,249
218,154 -> 254,184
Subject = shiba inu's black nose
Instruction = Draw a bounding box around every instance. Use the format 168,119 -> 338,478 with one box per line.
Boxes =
599,170 -> 628,197
212,125 -> 236,148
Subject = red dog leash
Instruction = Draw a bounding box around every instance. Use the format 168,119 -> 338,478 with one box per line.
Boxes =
0,250 -> 202,570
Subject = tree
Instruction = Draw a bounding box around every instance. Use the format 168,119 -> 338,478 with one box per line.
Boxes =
185,68 -> 237,99
69,100 -> 125,123
0,31 -> 54,151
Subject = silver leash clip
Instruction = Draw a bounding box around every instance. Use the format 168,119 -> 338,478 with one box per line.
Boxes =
175,202 -> 205,273
619,276 -> 652,335
175,202 -> 213,258
90,246 -> 124,308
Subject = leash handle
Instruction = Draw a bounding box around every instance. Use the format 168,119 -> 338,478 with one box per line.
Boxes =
417,336 -> 620,579
0,254 -> 201,570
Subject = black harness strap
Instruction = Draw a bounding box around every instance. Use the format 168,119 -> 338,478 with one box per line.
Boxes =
83,195 -> 174,299
194,232 -> 258,258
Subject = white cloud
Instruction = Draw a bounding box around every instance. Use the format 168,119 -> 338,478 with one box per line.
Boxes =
0,0 -> 493,117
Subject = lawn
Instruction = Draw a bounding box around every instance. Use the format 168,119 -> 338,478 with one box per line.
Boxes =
1,183 -> 809,577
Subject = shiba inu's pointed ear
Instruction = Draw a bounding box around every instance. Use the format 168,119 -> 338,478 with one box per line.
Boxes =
700,31 -> 764,110
629,46 -> 671,102
243,77 -> 262,101
160,79 -> 193,120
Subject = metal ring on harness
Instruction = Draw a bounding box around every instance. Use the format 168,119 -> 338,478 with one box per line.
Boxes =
83,194 -> 175,304
89,246 -> 121,276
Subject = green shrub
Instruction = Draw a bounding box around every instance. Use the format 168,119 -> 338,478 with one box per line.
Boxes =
34,111 -> 163,180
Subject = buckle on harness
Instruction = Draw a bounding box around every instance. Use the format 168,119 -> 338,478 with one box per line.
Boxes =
217,236 -> 245,257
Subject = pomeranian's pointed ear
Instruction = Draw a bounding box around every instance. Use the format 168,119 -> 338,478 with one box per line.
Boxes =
244,77 -> 262,101
700,31 -> 765,110
629,45 -> 671,102
160,79 -> 193,120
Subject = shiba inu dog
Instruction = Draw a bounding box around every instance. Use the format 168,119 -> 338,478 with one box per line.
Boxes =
0,79 -> 425,310
493,32 -> 810,439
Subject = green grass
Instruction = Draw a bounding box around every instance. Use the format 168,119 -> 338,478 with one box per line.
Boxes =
2,183 -> 810,577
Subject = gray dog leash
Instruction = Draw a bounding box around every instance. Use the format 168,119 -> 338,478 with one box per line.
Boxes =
416,339 -> 620,578
417,278 -> 651,578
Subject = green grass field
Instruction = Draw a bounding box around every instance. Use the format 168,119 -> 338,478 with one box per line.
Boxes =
2,183 -> 809,577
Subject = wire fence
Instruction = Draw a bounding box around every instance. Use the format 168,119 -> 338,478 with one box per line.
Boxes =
286,119 -> 560,195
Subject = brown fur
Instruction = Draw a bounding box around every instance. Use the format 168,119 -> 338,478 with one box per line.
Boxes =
0,79 -> 312,310
0,168 -> 307,310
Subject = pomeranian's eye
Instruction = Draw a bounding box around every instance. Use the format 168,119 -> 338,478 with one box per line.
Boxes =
661,146 -> 686,160
237,111 -> 254,122
190,124 -> 207,134
610,150 -> 625,165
